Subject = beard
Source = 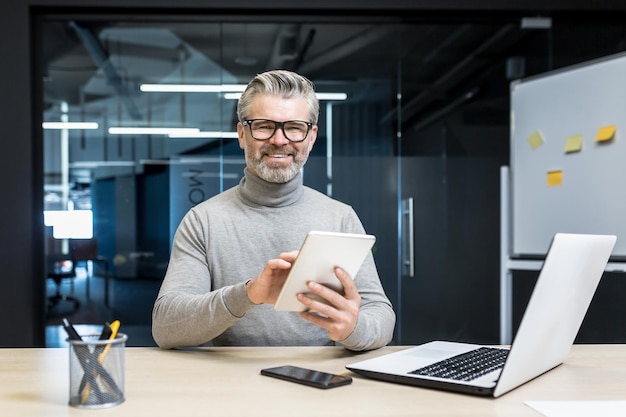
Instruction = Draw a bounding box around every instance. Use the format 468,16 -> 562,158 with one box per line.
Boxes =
245,144 -> 309,183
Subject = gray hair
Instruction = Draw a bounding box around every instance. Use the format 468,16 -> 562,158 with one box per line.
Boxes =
237,70 -> 319,124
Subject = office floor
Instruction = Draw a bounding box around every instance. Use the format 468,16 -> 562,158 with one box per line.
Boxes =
45,265 -> 161,347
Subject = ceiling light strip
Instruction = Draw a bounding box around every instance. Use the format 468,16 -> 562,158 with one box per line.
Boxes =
43,122 -> 99,130
223,92 -> 347,101
316,93 -> 348,101
140,84 -> 247,93
141,84 -> 347,101
108,127 -> 200,135
168,131 -> 239,139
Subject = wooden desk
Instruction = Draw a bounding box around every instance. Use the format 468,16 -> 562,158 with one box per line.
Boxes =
2,345 -> 626,416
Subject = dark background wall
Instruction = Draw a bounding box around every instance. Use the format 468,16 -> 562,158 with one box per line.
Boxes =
3,0 -> 626,347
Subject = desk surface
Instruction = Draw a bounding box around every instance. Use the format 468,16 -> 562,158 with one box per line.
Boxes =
2,344 -> 626,416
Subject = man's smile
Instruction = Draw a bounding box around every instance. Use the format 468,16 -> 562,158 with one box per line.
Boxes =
261,148 -> 296,163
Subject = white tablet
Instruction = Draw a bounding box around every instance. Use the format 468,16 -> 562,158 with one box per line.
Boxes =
274,231 -> 376,312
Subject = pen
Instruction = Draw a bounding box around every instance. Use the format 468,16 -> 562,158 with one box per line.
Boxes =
80,320 -> 123,404
92,360 -> 124,397
78,322 -> 112,400
62,318 -> 104,401
62,317 -> 83,342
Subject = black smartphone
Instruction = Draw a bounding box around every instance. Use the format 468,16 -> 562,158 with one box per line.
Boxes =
260,365 -> 353,389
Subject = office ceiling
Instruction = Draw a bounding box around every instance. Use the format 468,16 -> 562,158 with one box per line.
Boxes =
40,16 -> 626,143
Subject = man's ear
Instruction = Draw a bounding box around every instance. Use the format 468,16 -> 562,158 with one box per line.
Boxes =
237,122 -> 246,149
307,124 -> 318,151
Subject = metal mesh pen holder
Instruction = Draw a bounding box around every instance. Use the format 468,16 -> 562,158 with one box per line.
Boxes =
68,333 -> 128,408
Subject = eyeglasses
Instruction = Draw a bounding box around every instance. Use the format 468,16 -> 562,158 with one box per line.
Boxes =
242,119 -> 313,143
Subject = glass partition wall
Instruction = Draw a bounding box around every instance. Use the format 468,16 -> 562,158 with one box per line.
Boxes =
39,13 -> 626,346
40,17 -> 403,346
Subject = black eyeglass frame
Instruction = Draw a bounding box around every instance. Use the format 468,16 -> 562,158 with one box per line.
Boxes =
242,119 -> 314,143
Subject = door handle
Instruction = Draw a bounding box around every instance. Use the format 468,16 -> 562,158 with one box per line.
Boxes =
401,197 -> 414,277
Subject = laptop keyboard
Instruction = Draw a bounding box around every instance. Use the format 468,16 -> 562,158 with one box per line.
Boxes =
408,347 -> 509,382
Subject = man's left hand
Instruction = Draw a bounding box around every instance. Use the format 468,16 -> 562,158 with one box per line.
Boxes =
296,267 -> 360,342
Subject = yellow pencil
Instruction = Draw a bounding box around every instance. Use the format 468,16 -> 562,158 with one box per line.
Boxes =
99,320 -> 120,362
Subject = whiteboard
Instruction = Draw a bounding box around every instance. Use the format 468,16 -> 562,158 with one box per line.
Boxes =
511,52 -> 626,258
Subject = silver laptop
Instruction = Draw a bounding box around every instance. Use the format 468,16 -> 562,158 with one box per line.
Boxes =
346,233 -> 616,397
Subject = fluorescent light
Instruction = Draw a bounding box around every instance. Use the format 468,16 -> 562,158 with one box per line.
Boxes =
44,210 -> 93,239
223,92 -> 347,101
108,127 -> 200,135
316,93 -> 348,101
69,161 -> 136,168
168,131 -> 239,139
521,17 -> 552,29
43,122 -> 99,130
223,93 -> 242,100
141,84 -> 347,101
140,84 -> 247,93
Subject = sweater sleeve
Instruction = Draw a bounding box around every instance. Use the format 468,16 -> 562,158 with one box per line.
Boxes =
151,210 -> 255,349
336,254 -> 396,351
335,209 -> 397,351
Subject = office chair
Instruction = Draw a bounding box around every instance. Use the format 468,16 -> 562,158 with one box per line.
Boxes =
46,253 -> 81,314
69,238 -> 110,307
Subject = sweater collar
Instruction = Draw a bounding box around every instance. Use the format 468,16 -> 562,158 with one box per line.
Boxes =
238,168 -> 304,207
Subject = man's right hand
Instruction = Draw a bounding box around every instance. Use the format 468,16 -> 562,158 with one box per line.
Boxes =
245,251 -> 298,305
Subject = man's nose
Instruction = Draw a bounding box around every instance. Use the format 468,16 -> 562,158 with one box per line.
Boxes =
269,126 -> 290,145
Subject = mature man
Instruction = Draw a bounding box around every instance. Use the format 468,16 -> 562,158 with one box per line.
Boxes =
152,70 -> 395,351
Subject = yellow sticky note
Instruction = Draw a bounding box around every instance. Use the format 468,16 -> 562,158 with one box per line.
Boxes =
527,130 -> 544,150
564,134 -> 583,153
547,170 -> 563,187
595,125 -> 616,142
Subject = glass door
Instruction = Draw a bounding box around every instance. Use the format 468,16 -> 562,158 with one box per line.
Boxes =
39,16 -> 403,345
396,21 -> 523,344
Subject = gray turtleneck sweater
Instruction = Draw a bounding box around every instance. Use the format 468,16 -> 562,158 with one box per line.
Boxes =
152,170 -> 395,351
